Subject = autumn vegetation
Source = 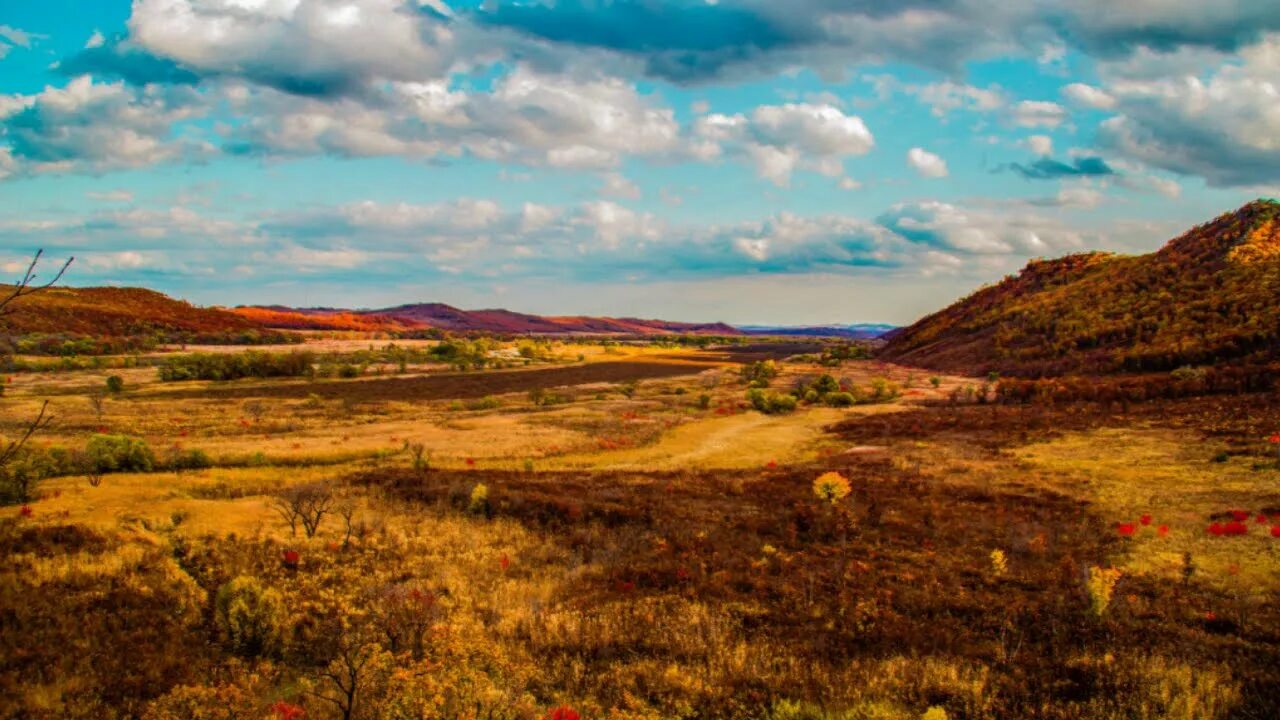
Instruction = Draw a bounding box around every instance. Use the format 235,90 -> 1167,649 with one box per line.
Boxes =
2,202 -> 1280,720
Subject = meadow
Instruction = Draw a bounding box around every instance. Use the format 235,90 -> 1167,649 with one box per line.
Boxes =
2,334 -> 1278,720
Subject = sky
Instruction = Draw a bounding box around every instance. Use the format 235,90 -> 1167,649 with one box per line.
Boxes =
0,1 -> 1277,325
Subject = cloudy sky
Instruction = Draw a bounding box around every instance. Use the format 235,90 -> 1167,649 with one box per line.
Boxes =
1,1 -> 1276,324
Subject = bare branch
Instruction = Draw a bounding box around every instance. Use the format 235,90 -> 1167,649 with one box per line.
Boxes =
0,400 -> 53,469
0,249 -> 75,318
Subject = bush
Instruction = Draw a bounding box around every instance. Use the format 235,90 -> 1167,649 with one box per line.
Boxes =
214,576 -> 286,657
741,360 -> 779,387
825,391 -> 856,407
157,351 -> 314,382
86,434 -> 156,473
747,388 -> 798,415
105,375 -> 125,393
168,447 -> 213,472
337,363 -> 360,379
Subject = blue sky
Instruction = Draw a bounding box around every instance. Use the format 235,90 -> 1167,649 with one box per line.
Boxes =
0,1 -> 1276,324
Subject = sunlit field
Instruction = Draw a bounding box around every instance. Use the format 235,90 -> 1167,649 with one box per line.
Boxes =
3,332 -> 1278,720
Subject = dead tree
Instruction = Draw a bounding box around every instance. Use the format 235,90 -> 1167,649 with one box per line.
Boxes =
0,251 -> 74,502
270,482 -> 335,538
0,249 -> 73,318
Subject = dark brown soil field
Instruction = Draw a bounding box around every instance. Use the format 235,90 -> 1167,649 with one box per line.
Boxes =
154,359 -> 725,402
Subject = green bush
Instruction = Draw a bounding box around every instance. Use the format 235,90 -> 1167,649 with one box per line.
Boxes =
825,391 -> 857,407
747,388 -> 798,415
86,434 -> 156,473
157,351 -> 314,382
168,447 -> 213,472
337,363 -> 360,379
214,576 -> 286,657
105,375 -> 125,393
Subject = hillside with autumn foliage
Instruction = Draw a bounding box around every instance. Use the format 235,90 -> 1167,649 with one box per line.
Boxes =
230,302 -> 745,336
881,199 -> 1280,378
0,285 -> 261,337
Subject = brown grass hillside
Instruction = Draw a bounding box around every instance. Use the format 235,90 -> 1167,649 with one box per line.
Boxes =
881,199 -> 1280,377
0,285 -> 262,336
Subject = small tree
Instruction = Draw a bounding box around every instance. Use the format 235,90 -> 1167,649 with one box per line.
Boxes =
271,482 -> 335,538
105,375 -> 125,394
214,576 -> 287,657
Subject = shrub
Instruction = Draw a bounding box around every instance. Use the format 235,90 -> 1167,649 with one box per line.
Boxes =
105,375 -> 125,393
337,363 -> 360,379
214,576 -> 286,657
1086,566 -> 1122,617
741,360 -> 779,386
747,388 -> 797,415
825,391 -> 856,407
697,393 -> 712,410
168,447 -> 212,472
158,351 -> 314,382
86,434 -> 156,473
813,472 -> 851,505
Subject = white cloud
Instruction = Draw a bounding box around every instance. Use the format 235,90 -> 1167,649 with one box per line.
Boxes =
694,103 -> 874,186
1061,83 -> 1116,109
907,148 -> 948,178
1010,100 -> 1068,128
600,172 -> 642,199
1095,34 -> 1280,186
87,190 -> 135,203
128,0 -> 455,95
1025,135 -> 1053,155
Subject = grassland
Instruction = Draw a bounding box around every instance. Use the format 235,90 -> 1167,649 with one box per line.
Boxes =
2,335 -> 1278,720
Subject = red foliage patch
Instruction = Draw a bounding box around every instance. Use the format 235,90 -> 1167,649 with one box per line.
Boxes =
1115,522 -> 1136,537
282,550 -> 300,568
544,707 -> 581,720
270,701 -> 305,720
1139,514 -> 1152,526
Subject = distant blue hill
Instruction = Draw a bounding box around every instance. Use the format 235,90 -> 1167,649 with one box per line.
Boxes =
733,323 -> 897,339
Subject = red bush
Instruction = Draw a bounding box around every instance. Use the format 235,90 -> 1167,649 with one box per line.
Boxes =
1116,522 -> 1136,537
282,549 -> 300,568
1223,521 -> 1249,536
1207,523 -> 1224,536
1139,514 -> 1152,526
271,701 -> 305,720
545,707 -> 581,720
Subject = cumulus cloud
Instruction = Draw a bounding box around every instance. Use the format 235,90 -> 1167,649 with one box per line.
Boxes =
1061,83 -> 1116,110
1094,35 -> 1280,187
124,0 -> 456,97
1009,100 -> 1068,128
8,195 -> 1105,290
877,200 -> 1090,256
1024,135 -> 1054,155
1,76 -> 212,175
693,103 -> 874,186
223,65 -> 680,169
907,148 -> 948,178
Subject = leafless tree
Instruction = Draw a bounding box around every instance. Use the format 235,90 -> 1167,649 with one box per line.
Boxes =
88,392 -> 106,422
0,249 -> 73,319
0,251 -> 72,501
270,482 -> 335,538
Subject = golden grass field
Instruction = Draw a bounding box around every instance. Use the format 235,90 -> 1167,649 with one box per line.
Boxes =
4,336 -> 1279,719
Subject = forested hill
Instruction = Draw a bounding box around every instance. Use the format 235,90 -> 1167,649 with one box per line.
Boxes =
880,199 -> 1280,377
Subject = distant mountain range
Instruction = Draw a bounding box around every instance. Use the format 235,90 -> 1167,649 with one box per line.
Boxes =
733,323 -> 897,339
233,303 -> 746,336
0,286 -> 894,339
881,199 -> 1280,376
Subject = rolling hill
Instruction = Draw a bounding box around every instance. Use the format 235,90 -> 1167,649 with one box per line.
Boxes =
0,285 -> 259,337
230,302 -> 745,336
880,199 -> 1280,377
